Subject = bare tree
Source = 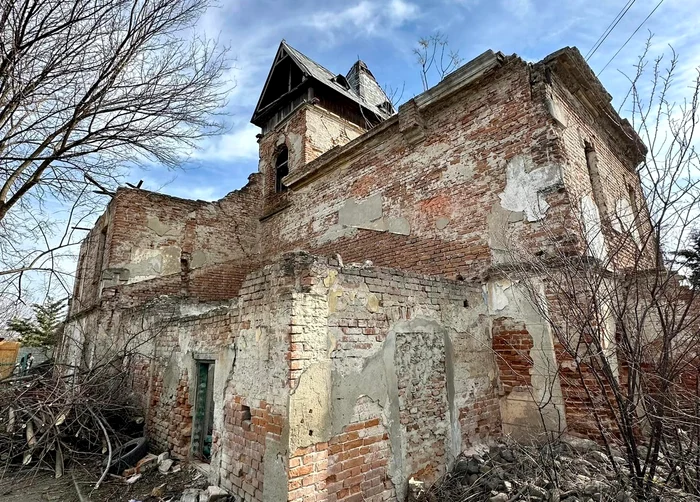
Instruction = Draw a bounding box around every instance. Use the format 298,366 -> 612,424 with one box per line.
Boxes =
0,0 -> 231,300
500,40 -> 700,499
414,32 -> 462,92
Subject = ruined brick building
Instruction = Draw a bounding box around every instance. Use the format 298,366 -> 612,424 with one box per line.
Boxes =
62,41 -> 650,501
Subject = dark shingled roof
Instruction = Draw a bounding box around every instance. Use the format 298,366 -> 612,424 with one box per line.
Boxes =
252,41 -> 394,127
281,41 -> 393,119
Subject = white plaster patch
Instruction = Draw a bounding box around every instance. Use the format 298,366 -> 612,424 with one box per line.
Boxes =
483,279 -> 513,313
126,246 -> 181,283
580,195 -> 609,262
287,131 -> 303,171
146,216 -> 178,237
499,156 -> 561,222
545,96 -> 568,128
388,217 -> 411,235
436,217 -> 450,230
338,194 -> 384,228
335,194 -> 411,237
613,198 -> 641,246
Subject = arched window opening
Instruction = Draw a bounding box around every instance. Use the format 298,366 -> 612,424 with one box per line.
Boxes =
275,147 -> 289,193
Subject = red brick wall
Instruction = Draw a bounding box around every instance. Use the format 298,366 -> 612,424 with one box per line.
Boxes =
218,396 -> 284,501
492,317 -> 534,393
148,368 -> 194,458
71,176 -> 261,315
286,418 -> 395,502
458,391 -> 502,446
325,419 -> 394,502
287,442 -> 330,501
551,69 -> 654,269
256,57 -> 576,285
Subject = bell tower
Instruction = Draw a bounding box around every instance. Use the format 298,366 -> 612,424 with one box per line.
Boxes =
251,41 -> 394,207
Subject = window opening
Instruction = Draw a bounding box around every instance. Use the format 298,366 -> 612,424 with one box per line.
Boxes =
584,140 -> 609,220
192,361 -> 215,462
94,226 -> 107,284
275,147 -> 289,193
627,183 -> 640,222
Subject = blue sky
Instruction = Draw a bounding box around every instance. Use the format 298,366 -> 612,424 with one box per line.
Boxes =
133,0 -> 698,201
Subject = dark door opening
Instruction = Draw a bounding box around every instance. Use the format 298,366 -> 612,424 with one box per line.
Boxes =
192,361 -> 215,462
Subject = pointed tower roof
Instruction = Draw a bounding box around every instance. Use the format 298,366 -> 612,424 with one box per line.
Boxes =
346,60 -> 395,115
251,41 -> 394,127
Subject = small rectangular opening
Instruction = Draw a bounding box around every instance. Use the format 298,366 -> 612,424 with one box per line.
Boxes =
192,360 -> 215,462
241,405 -> 252,423
94,226 -> 107,284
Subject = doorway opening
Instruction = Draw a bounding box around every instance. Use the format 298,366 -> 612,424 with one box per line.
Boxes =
192,360 -> 215,462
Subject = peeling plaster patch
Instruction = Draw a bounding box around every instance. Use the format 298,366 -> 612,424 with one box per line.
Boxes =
328,289 -> 343,313
436,217 -> 450,230
146,216 -> 178,237
336,194 -> 411,236
443,162 -> 474,182
179,302 -> 224,317
127,246 -> 181,283
339,194 -> 384,228
581,195 -> 609,262
483,280 -> 513,313
262,437 -> 287,502
288,361 -> 332,452
318,224 -> 357,245
490,279 -> 567,437
388,217 -> 410,235
323,270 -> 338,287
190,249 -> 209,269
287,131 -> 303,170
487,204 -> 513,264
328,329 -> 338,357
366,294 -> 379,312
545,95 -> 568,127
499,156 -> 561,222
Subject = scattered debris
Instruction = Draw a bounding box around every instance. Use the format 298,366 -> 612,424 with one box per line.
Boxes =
125,473 -> 142,485
159,458 -> 174,473
205,485 -> 230,501
417,436 -> 697,502
0,363 -> 144,481
408,477 -> 427,501
134,453 -> 157,473
180,487 -> 201,502
151,483 -> 166,497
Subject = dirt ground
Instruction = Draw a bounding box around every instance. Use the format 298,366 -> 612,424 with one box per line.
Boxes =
0,462 -> 209,502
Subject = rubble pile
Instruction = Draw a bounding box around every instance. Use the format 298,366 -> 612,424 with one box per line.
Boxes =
413,437 -> 695,502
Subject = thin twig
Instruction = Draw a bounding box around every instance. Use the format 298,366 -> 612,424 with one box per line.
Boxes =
88,408 -> 111,490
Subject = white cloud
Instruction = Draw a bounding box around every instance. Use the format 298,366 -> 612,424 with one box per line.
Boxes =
307,0 -> 420,36
195,123 -> 260,162
500,0 -> 533,20
389,0 -> 420,24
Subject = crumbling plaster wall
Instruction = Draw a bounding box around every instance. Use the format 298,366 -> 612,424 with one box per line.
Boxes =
284,254 -> 497,502
66,252 -> 500,502
257,104 -> 365,215
259,56 -> 573,284
546,72 -> 651,269
70,176 -> 261,316
304,105 -> 365,163
484,279 -> 566,439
